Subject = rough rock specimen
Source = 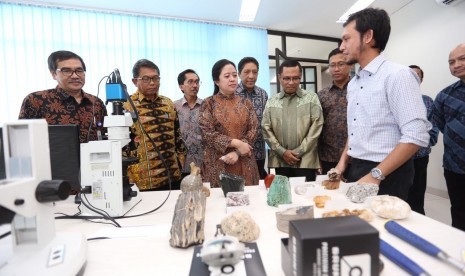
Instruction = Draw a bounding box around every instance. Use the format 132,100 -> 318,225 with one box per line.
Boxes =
267,175 -> 292,207
226,192 -> 250,207
323,168 -> 341,190
369,195 -> 411,219
181,162 -> 203,192
169,190 -> 207,248
220,172 -> 245,197
276,206 -> 314,233
313,195 -> 331,208
221,211 -> 260,242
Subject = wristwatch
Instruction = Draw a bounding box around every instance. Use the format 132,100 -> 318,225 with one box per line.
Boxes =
371,168 -> 385,181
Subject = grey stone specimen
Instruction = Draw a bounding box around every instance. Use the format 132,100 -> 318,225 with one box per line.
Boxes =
169,190 -> 207,248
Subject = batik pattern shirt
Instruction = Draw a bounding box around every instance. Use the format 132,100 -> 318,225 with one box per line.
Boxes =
123,91 -> 187,190
236,83 -> 268,161
262,88 -> 323,169
200,93 -> 259,188
414,95 -> 438,159
19,85 -> 107,143
317,82 -> 348,163
174,97 -> 204,173
431,80 -> 465,174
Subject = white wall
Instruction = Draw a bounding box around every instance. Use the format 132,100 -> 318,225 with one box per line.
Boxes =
385,0 -> 465,194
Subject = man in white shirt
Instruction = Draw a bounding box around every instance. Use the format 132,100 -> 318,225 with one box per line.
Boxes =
335,8 -> 431,200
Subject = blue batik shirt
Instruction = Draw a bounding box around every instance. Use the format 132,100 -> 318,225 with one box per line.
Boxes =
414,95 -> 439,159
431,80 -> 465,174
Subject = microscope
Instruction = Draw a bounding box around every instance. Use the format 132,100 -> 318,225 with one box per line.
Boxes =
79,69 -> 141,217
0,120 -> 87,275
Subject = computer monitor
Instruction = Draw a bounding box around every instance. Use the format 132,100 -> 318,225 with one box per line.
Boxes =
48,124 -> 81,193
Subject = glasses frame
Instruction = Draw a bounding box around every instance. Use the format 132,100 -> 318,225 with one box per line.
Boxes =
328,62 -> 347,69
281,76 -> 301,83
56,67 -> 86,77
184,79 -> 201,86
136,76 -> 161,84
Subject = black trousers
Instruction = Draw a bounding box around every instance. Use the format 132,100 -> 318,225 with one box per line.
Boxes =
275,167 -> 316,182
256,159 -> 268,180
444,169 -> 465,231
406,156 -> 429,215
347,158 -> 414,201
320,161 -> 337,175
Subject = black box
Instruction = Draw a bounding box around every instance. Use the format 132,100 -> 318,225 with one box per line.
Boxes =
282,216 -> 379,276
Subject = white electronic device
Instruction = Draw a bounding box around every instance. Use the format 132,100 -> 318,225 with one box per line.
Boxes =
80,112 -> 141,217
200,236 -> 245,268
0,119 -> 86,276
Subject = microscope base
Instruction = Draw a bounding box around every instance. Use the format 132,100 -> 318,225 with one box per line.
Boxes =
0,232 -> 87,276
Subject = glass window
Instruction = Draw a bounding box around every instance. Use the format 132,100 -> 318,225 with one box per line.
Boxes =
268,35 -> 282,56
305,67 -> 315,82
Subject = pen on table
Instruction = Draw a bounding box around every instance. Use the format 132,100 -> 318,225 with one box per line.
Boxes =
385,220 -> 465,274
380,239 -> 430,276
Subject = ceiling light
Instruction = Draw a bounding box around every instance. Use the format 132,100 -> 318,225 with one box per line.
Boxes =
336,0 -> 375,23
239,0 -> 261,22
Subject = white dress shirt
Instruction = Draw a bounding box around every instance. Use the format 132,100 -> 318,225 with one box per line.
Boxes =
347,55 -> 431,162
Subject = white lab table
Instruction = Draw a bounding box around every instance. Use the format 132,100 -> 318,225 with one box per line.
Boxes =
52,180 -> 465,276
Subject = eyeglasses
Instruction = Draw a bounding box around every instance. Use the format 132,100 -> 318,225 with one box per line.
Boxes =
136,76 -> 161,83
184,79 -> 201,86
56,67 -> 85,77
281,76 -> 301,83
329,62 -> 347,69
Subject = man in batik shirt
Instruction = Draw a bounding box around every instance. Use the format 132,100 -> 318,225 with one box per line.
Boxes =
19,50 -> 106,143
174,69 -> 204,177
124,59 -> 186,191
317,48 -> 351,175
236,57 -> 268,179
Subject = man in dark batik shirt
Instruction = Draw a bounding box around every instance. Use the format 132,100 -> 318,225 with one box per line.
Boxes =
431,43 -> 465,231
19,50 -> 107,143
317,48 -> 351,175
236,57 -> 269,179
123,59 -> 187,191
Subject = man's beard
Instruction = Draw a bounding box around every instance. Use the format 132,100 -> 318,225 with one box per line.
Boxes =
346,58 -> 358,66
344,43 -> 362,66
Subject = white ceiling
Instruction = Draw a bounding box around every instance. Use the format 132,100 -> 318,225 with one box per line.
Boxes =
18,0 -> 415,38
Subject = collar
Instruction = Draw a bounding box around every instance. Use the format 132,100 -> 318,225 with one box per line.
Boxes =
452,79 -> 465,89
181,96 -> 202,107
217,91 -> 236,100
355,54 -> 385,78
133,90 -> 159,103
56,85 -> 87,102
238,82 -> 257,94
278,88 -> 304,99
329,79 -> 350,90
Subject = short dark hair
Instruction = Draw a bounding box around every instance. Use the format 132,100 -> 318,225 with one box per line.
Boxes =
48,50 -> 86,72
238,57 -> 259,73
177,69 -> 198,85
212,59 -> 236,95
328,48 -> 343,61
343,8 -> 391,52
278,59 -> 302,74
409,64 -> 424,80
132,59 -> 160,78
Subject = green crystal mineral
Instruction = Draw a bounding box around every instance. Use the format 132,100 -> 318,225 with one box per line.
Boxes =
267,175 -> 292,207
